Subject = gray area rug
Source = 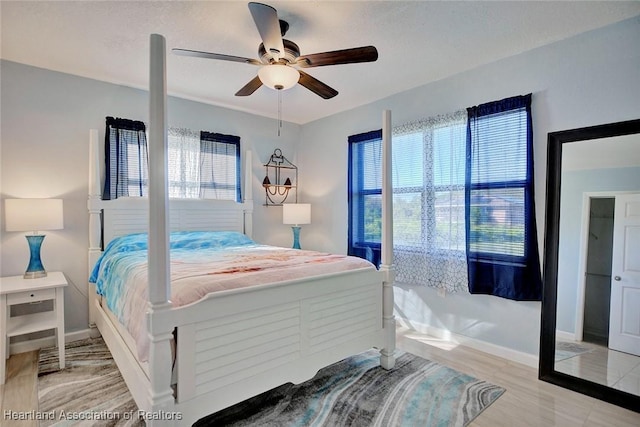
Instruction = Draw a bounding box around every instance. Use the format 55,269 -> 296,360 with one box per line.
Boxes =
38,338 -> 142,426
195,350 -> 505,427
39,338 -> 504,426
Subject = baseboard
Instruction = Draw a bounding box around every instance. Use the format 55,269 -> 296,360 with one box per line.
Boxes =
397,318 -> 539,368
556,329 -> 577,342
9,328 -> 93,355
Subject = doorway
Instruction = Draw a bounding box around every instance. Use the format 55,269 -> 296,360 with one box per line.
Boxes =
582,197 -> 614,346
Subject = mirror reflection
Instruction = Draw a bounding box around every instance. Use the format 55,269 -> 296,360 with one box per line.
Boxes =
556,133 -> 640,396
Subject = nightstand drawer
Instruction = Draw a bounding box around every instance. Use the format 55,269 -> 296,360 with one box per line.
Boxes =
6,288 -> 56,305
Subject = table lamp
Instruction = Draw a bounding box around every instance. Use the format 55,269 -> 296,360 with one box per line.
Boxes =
4,198 -> 64,278
282,203 -> 311,249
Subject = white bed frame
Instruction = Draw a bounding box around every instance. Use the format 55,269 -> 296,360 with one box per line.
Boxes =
87,34 -> 396,426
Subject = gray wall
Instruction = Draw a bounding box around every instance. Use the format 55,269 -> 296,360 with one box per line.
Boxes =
0,61 -> 301,333
1,16 -> 639,358
297,16 -> 640,356
557,167 -> 640,334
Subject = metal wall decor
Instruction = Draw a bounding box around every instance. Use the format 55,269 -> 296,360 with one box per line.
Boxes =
263,148 -> 297,206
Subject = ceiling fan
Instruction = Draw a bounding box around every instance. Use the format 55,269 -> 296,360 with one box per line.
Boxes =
172,2 -> 378,99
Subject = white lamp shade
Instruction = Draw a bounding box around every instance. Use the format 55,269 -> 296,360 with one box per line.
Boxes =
258,64 -> 300,90
5,199 -> 64,232
283,203 -> 311,225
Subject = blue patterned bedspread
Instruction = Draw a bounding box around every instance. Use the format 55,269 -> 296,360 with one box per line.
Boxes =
89,231 -> 375,361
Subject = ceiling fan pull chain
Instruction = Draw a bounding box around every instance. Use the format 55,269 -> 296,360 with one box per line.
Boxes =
278,89 -> 283,136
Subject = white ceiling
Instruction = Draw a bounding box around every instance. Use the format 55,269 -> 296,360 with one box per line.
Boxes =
2,1 -> 639,124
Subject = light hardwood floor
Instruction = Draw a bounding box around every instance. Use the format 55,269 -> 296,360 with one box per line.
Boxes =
1,351 -> 40,427
1,329 -> 639,426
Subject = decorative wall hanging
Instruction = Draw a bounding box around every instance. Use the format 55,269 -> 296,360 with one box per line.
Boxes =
263,148 -> 297,206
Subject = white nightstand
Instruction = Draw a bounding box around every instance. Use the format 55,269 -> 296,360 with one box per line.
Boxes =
0,271 -> 67,384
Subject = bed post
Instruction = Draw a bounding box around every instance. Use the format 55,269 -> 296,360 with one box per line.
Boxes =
379,109 -> 396,370
88,129 -> 102,335
147,33 -> 175,417
243,150 -> 254,238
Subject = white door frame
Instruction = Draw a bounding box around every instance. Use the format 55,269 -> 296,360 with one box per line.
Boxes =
573,191 -> 636,342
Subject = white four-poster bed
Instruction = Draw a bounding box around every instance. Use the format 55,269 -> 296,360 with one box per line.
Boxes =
87,34 -> 396,426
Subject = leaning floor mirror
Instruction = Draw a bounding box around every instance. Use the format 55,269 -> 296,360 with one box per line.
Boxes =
539,118 -> 640,412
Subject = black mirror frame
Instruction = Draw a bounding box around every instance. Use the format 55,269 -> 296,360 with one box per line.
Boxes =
539,118 -> 640,413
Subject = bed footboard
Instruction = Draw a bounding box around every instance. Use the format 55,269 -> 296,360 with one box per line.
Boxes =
172,269 -> 384,425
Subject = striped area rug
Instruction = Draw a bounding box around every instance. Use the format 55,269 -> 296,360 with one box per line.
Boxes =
39,339 -> 504,426
38,338 -> 142,426
196,349 -> 505,426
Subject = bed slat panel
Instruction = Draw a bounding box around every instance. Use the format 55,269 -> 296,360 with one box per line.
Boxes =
310,317 -> 380,352
195,303 -> 299,340
309,299 -> 378,331
307,286 -> 381,354
195,343 -> 301,394
196,333 -> 300,372
196,321 -> 300,356
191,301 -> 302,395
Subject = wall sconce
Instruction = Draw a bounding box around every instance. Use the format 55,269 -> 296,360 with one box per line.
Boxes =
4,198 -> 64,278
263,148 -> 297,206
283,203 -> 311,249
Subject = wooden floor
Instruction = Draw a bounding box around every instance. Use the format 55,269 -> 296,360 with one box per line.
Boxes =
1,328 -> 639,426
1,351 -> 40,427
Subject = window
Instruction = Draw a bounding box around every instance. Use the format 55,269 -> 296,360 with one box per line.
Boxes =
167,129 -> 241,201
466,94 -> 542,300
168,128 -> 200,198
348,130 -> 382,267
467,111 -> 528,257
103,117 -> 241,201
393,115 -> 467,252
348,96 -> 542,300
199,131 -> 242,202
103,116 -> 148,200
391,112 -> 469,292
348,112 -> 469,293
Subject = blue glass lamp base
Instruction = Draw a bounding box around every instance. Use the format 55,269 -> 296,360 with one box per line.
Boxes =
24,235 -> 47,279
291,226 -> 302,250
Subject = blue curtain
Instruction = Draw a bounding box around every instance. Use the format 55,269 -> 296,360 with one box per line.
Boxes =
348,129 -> 382,267
103,116 -> 148,200
465,94 -> 542,300
199,132 -> 242,202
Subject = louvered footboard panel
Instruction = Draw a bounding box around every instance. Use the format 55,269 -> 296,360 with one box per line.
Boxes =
307,284 -> 382,353
175,274 -> 383,405
193,302 -> 302,396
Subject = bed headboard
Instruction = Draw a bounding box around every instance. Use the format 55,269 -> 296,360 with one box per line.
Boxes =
101,197 -> 250,244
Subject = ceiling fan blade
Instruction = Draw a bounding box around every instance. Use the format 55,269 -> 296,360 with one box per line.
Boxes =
172,48 -> 261,65
296,46 -> 378,68
248,2 -> 285,61
235,75 -> 263,96
297,70 -> 338,99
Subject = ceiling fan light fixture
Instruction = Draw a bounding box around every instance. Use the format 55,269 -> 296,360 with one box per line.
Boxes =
258,64 -> 300,91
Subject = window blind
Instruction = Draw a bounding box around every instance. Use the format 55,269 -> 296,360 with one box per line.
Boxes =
468,108 -> 528,257
348,130 -> 382,266
200,132 -> 241,202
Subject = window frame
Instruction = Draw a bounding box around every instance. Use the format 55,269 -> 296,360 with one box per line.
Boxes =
466,105 -> 532,264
